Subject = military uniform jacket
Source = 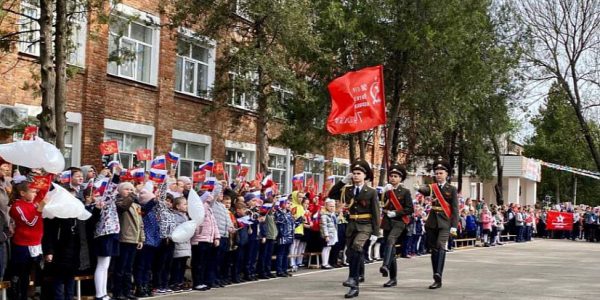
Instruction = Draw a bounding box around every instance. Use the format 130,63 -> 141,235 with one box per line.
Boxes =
419,183 -> 459,229
381,186 -> 414,230
328,181 -> 381,233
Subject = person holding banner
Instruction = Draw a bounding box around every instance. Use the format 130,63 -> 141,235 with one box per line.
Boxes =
379,163 -> 413,288
328,159 -> 380,299
417,157 -> 458,290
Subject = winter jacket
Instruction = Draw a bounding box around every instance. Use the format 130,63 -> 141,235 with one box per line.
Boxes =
320,211 -> 338,246
141,200 -> 160,247
275,209 -> 302,245
118,196 -> 145,244
42,217 -> 90,273
191,202 -> 220,244
173,211 -> 191,258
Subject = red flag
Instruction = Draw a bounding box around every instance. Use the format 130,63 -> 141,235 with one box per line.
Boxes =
238,166 -> 249,178
546,211 -> 573,231
255,172 -> 264,183
136,149 -> 152,161
326,65 -> 386,134
99,140 -> 119,155
193,171 -> 206,183
23,125 -> 38,140
214,162 -> 224,175
29,174 -> 53,204
305,177 -> 315,194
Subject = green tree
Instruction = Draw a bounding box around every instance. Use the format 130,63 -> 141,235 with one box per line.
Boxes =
524,82 -> 600,206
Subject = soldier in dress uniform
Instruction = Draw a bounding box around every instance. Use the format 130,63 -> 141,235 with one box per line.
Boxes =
418,157 -> 458,289
379,163 -> 413,288
328,159 -> 380,298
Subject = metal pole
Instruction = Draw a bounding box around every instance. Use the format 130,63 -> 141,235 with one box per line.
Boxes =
573,176 -> 578,206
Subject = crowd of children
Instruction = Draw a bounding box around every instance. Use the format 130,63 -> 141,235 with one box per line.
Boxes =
1,156 -> 598,299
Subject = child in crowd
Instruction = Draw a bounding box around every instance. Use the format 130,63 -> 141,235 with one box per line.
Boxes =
320,199 -> 338,269
134,184 -> 159,298
170,197 -> 191,292
153,190 -> 177,294
274,198 -> 302,277
191,192 -> 220,291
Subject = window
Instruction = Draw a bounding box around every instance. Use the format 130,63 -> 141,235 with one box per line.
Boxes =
175,35 -> 215,98
268,154 -> 287,193
225,149 -> 253,179
64,125 -> 75,167
107,14 -> 159,85
172,141 -> 208,177
103,131 -> 149,169
332,162 -> 350,183
303,159 -> 323,190
18,0 -> 87,66
271,84 -> 293,118
18,0 -> 40,55
234,0 -> 251,20
229,71 -> 258,110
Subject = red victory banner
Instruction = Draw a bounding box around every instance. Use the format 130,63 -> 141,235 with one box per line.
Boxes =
99,140 -> 119,155
326,65 -> 386,134
136,149 -> 152,161
23,125 -> 38,140
30,174 -> 54,204
238,166 -> 249,178
213,162 -> 224,175
546,211 -> 574,231
193,171 -> 207,183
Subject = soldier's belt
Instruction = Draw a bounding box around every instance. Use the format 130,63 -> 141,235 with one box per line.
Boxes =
349,213 -> 372,220
431,207 -> 444,212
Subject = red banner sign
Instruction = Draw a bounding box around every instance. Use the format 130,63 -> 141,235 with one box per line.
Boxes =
99,140 -> 119,155
326,65 -> 386,134
213,162 -> 224,175
136,149 -> 152,161
193,171 -> 206,183
23,125 -> 38,140
546,211 -> 573,231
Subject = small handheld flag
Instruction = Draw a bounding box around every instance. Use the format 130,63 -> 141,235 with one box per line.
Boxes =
166,151 -> 180,164
193,171 -> 207,183
60,170 -> 72,184
94,177 -> 110,195
131,168 -> 145,182
198,161 -> 214,172
151,155 -> 166,170
136,149 -> 152,161
213,162 -> 224,175
99,140 -> 119,155
201,177 -> 217,191
23,125 -> 38,141
149,168 -> 168,183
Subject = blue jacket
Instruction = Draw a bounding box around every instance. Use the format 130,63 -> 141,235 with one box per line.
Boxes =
140,200 -> 160,247
466,215 -> 477,232
275,209 -> 302,245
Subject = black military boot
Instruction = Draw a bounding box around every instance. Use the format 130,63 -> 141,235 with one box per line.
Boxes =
429,250 -> 444,289
383,279 -> 397,288
344,286 -> 359,298
380,243 -> 393,277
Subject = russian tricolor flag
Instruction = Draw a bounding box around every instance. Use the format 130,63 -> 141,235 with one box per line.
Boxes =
149,168 -> 168,183
131,168 -> 145,181
292,173 -> 304,182
327,175 -> 336,183
198,161 -> 214,172
261,173 -> 273,188
264,187 -> 274,198
59,170 -> 71,184
151,155 -> 166,169
166,151 -> 180,164
201,176 -> 217,191
94,177 -> 110,195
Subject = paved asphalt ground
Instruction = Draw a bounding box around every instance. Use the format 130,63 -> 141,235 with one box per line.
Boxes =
151,239 -> 598,300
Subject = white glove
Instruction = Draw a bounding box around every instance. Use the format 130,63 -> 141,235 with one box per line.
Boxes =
369,235 -> 378,242
342,173 -> 353,184
450,227 -> 457,235
383,183 -> 393,193
386,211 -> 396,218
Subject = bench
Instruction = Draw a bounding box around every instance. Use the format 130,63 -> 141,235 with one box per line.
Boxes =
74,275 -> 94,300
305,252 -> 322,269
453,238 -> 476,248
500,234 -> 516,242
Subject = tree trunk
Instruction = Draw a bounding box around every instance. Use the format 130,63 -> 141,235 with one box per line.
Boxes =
54,0 -> 67,152
348,135 -> 356,163
36,0 -> 57,144
457,136 -> 464,193
491,136 -> 503,205
569,97 -> 600,172
358,132 -> 366,160
255,19 -> 269,174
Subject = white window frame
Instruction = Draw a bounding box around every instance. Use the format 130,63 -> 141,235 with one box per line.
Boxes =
18,0 -> 87,67
225,140 -> 255,179
103,118 -> 155,169
229,71 -> 258,111
332,157 -> 350,183
234,0 -> 252,21
65,112 -> 82,167
303,154 -> 324,193
268,146 -> 291,194
175,28 -> 216,99
172,130 -> 212,177
271,84 -> 293,118
107,4 -> 160,85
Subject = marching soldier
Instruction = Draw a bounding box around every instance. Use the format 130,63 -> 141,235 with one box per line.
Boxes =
379,163 -> 413,288
328,159 -> 380,298
418,157 -> 459,289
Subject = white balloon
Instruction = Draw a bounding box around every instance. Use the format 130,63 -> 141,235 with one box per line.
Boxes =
187,189 -> 205,224
43,183 -> 91,220
0,137 -> 64,174
171,220 -> 197,243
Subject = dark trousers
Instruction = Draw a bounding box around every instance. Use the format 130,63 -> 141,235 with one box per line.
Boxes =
257,239 -> 275,276
516,226 -> 524,242
169,257 -> 188,286
8,245 -> 41,300
245,239 -> 260,276
134,245 -> 157,287
216,237 -> 230,282
232,244 -> 248,280
275,243 -> 290,274
332,223 -> 347,264
153,239 -> 174,289
192,242 -> 217,287
113,243 -> 137,297
52,274 -> 75,300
